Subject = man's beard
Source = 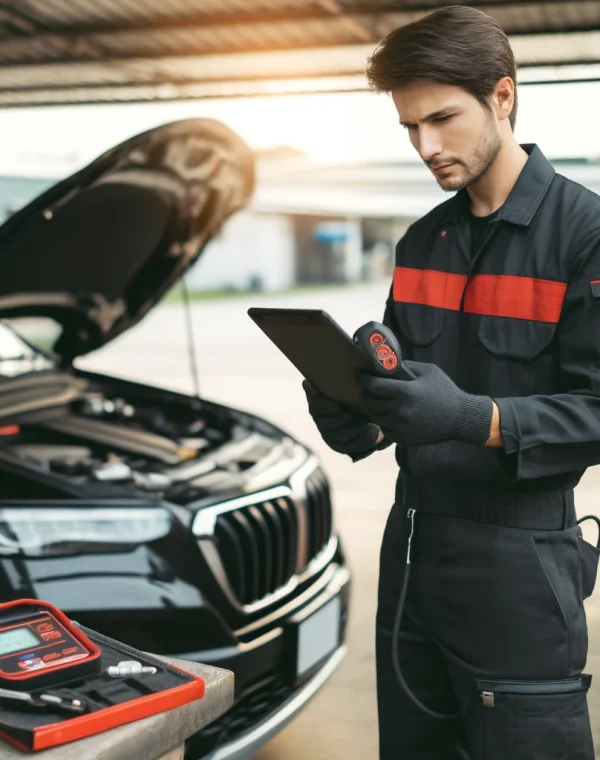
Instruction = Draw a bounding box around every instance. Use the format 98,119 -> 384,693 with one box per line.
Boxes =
433,119 -> 502,192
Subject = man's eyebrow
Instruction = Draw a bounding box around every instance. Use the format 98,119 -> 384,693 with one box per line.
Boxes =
399,108 -> 456,127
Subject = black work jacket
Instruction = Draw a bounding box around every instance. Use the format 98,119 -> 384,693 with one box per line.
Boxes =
383,144 -> 600,492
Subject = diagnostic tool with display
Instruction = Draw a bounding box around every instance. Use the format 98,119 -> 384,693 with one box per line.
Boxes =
0,600 -> 101,690
0,599 -> 206,753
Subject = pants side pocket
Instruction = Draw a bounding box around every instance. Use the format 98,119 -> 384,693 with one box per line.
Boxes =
577,515 -> 600,600
476,675 -> 594,760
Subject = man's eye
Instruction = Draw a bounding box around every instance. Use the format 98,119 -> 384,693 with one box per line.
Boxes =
435,115 -> 452,123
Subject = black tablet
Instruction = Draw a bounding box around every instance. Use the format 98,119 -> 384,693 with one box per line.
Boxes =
247,307 -> 368,408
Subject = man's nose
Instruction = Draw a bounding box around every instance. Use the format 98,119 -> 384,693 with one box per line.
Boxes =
416,128 -> 442,163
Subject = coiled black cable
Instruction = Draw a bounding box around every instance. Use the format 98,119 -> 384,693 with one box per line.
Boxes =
391,508 -> 471,760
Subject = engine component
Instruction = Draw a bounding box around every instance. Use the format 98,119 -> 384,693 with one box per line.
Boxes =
92,460 -> 133,482
132,472 -> 171,491
12,445 -> 92,463
178,437 -> 209,451
164,458 -> 216,483
43,415 -> 184,465
82,394 -> 135,419
0,373 -> 87,422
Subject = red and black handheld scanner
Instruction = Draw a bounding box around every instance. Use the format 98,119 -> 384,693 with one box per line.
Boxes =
353,321 -> 415,380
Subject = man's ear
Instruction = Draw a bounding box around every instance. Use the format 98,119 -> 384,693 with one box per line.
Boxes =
491,76 -> 515,122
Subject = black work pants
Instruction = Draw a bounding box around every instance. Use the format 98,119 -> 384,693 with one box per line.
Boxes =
376,486 -> 599,760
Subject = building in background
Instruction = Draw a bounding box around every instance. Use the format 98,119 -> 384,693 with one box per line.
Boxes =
1,155 -> 599,295
187,153 -> 600,293
186,147 -> 422,293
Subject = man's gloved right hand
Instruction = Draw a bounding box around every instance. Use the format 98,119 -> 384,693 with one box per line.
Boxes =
302,379 -> 383,458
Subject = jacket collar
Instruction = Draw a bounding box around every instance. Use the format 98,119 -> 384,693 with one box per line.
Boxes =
443,144 -> 555,226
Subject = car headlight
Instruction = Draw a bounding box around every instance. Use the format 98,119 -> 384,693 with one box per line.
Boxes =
0,507 -> 173,557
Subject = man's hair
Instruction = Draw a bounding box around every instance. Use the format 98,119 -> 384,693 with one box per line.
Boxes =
366,5 -> 518,130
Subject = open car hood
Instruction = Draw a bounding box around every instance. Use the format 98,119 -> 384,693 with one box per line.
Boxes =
0,118 -> 255,361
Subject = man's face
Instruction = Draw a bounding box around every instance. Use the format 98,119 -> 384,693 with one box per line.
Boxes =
392,81 -> 503,192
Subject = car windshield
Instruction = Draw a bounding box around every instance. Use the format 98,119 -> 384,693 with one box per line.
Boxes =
0,321 -> 55,376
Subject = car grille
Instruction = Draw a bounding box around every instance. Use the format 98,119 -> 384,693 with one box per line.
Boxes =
304,466 -> 333,561
213,467 -> 332,606
187,673 -> 293,759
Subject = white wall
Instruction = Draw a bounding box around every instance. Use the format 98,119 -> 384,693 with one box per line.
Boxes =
186,211 -> 296,293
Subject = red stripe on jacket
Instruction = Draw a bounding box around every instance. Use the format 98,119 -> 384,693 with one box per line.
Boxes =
393,268 -> 567,323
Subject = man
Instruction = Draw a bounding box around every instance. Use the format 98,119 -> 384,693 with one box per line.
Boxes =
303,5 -> 600,759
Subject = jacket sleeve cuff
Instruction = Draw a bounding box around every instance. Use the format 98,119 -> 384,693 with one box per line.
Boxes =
495,396 -> 542,479
495,397 -> 522,455
495,396 -> 542,452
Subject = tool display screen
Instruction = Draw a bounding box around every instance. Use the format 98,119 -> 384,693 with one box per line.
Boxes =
0,627 -> 39,656
0,608 -> 96,683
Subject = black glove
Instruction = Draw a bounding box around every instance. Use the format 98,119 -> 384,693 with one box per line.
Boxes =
357,361 -> 493,447
302,379 -> 384,458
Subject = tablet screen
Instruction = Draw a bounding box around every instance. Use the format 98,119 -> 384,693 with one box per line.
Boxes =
248,307 -> 366,408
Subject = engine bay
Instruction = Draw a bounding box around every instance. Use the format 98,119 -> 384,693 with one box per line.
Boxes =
0,382 -> 289,505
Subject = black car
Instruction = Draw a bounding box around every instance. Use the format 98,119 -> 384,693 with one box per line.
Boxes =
0,119 -> 350,759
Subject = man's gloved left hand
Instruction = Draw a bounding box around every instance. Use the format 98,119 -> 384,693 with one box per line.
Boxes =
357,361 -> 493,447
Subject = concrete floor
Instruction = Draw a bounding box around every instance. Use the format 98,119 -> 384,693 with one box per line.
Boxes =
78,280 -> 600,759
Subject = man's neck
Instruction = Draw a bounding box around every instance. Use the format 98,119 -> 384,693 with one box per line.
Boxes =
467,139 -> 529,217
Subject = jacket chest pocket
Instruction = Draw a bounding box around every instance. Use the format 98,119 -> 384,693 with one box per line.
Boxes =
393,302 -> 444,350
478,316 -> 557,361
469,272 -> 566,361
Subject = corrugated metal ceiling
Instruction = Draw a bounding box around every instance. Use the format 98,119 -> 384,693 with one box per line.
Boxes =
0,0 -> 598,106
